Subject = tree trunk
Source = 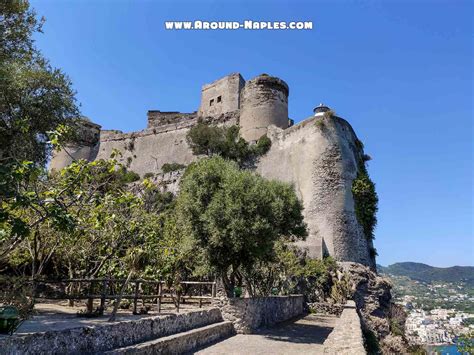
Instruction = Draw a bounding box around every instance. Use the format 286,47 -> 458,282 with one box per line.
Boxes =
221,273 -> 234,298
108,270 -> 133,321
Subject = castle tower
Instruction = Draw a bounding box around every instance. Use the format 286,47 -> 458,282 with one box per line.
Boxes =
198,73 -> 245,118
49,118 -> 101,171
239,74 -> 289,142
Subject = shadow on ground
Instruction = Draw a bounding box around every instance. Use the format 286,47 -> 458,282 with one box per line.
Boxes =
256,314 -> 334,345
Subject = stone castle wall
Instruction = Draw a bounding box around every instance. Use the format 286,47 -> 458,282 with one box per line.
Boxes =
49,73 -> 374,267
198,73 -> 244,117
257,115 -> 371,265
240,74 -> 289,141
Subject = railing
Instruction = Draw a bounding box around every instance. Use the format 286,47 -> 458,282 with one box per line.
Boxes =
32,279 -> 217,314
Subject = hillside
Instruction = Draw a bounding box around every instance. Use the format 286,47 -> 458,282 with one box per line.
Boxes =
378,262 -> 474,286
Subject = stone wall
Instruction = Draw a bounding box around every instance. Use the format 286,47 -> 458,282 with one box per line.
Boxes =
240,74 -> 289,141
198,73 -> 245,117
147,111 -> 195,128
0,308 -> 223,355
308,302 -> 344,316
323,300 -> 366,354
213,295 -> 304,334
48,72 -> 375,267
257,115 -> 372,267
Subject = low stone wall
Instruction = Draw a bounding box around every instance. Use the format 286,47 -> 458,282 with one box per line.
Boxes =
323,300 -> 366,354
0,308 -> 223,355
214,295 -> 304,334
308,302 -> 344,316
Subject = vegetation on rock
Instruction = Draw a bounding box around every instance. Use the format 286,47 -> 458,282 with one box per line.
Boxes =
161,162 -> 186,174
186,122 -> 271,166
352,156 -> 378,242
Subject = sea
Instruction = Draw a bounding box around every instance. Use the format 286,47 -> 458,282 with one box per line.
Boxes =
425,344 -> 463,354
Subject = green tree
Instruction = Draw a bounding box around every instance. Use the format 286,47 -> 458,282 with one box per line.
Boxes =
1,0 -> 79,164
186,122 -> 271,166
1,1 -> 80,264
174,157 -> 307,296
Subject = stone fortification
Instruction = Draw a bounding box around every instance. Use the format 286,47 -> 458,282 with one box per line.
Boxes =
239,74 -> 289,141
49,72 -> 376,267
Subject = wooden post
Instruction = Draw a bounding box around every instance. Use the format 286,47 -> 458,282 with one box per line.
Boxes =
99,279 -> 107,314
199,284 -> 202,308
133,281 -> 139,314
177,290 -> 180,313
157,283 -> 162,313
87,281 -> 94,314
211,282 -> 216,298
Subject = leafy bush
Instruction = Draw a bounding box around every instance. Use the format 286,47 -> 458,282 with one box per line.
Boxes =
121,170 -> 140,183
255,135 -> 272,155
161,162 -> 186,173
352,162 -> 378,241
330,272 -> 352,304
186,122 -> 271,166
0,276 -> 34,319
143,172 -> 154,179
363,327 -> 381,354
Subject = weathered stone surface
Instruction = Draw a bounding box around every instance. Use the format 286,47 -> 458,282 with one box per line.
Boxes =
106,320 -> 234,354
239,74 -> 289,141
213,295 -> 304,334
308,302 -> 344,316
340,262 -> 409,354
0,308 -> 223,354
199,73 -> 245,118
258,115 -> 372,266
323,301 -> 366,354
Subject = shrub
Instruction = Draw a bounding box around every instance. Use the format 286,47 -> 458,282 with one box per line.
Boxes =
363,327 -> 381,354
186,122 -> 271,166
161,162 -> 186,174
121,170 -> 140,183
352,162 -> 378,241
255,135 -> 272,155
0,276 -> 34,319
143,172 -> 154,179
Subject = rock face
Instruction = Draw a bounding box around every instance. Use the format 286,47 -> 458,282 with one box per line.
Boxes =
340,262 -> 408,354
49,72 -> 376,267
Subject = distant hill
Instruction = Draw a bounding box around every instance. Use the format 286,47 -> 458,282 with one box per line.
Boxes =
378,262 -> 474,285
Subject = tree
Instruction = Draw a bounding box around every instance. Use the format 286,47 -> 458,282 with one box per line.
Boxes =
186,122 -> 271,167
1,1 -> 80,266
174,157 -> 307,296
1,0 -> 79,164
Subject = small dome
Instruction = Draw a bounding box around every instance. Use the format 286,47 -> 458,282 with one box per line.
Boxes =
313,103 -> 330,115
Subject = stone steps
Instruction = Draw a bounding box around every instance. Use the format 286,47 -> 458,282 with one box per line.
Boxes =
104,321 -> 235,354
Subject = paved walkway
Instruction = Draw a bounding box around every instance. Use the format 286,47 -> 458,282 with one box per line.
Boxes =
194,314 -> 337,355
7,302 -> 208,335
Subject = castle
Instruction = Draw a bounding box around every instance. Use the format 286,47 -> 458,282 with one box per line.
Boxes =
50,73 -> 376,268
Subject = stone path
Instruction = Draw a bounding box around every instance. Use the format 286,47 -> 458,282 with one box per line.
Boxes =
194,314 -> 337,355
8,302 -> 208,335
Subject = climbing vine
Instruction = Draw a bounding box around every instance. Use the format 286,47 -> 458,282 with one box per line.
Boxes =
352,148 -> 378,242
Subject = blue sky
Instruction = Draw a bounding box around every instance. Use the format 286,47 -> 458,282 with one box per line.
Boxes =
30,0 -> 472,267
